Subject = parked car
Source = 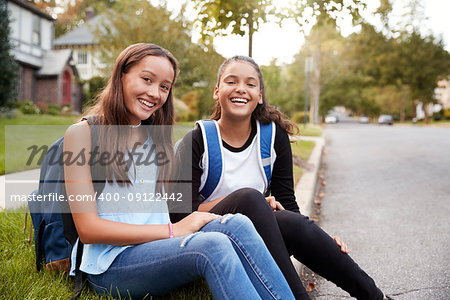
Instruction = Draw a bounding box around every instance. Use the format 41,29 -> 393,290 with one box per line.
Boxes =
359,116 -> 369,124
378,114 -> 393,125
325,114 -> 339,124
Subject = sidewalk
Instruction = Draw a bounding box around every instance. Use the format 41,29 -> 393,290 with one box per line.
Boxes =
0,169 -> 40,211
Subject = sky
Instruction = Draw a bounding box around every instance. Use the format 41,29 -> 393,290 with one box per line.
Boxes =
161,0 -> 450,66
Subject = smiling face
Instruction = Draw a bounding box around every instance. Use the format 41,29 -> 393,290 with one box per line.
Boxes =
122,55 -> 175,125
214,61 -> 263,121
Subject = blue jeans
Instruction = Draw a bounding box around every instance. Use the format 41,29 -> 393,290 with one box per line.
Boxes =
86,214 -> 294,300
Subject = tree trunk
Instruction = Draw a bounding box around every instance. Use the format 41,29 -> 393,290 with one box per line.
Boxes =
248,13 -> 253,57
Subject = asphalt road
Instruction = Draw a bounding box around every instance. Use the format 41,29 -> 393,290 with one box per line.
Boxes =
311,121 -> 450,299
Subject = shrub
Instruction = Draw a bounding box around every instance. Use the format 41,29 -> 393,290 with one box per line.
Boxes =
16,101 -> 40,114
0,108 -> 22,119
443,109 -> 450,120
35,102 -> 49,114
61,104 -> 72,116
48,104 -> 61,115
174,99 -> 190,122
82,76 -> 107,109
292,111 -> 309,124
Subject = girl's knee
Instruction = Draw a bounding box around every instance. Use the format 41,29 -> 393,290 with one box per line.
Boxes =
183,231 -> 232,251
228,188 -> 271,212
220,213 -> 253,229
233,188 -> 266,203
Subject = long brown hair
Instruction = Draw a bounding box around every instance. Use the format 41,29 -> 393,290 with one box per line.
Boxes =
210,55 -> 297,135
82,43 -> 179,191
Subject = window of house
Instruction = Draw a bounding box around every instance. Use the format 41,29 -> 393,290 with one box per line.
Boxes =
32,15 -> 40,46
77,51 -> 88,65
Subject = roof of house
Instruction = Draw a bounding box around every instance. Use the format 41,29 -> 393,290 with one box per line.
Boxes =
54,14 -> 106,47
37,49 -> 77,77
8,0 -> 54,21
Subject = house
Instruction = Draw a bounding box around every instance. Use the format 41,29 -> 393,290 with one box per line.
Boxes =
54,8 -> 106,81
7,0 -> 82,113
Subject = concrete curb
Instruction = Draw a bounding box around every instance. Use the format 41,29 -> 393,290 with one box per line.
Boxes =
294,135 -> 325,218
291,135 -> 325,274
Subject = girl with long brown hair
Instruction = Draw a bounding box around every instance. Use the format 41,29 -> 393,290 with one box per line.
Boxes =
177,55 -> 393,300
63,44 -> 294,299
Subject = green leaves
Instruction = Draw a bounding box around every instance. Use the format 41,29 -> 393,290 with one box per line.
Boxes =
0,2 -> 18,108
192,0 -> 271,55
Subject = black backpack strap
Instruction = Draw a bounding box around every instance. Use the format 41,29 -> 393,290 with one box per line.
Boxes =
61,213 -> 78,246
35,218 -> 46,272
71,241 -> 85,299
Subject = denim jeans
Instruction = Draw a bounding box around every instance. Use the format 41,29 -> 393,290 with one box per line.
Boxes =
209,188 -> 384,300
86,214 -> 294,300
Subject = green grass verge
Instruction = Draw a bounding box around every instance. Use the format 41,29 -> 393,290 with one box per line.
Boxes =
291,140 -> 316,188
296,124 -> 322,137
1,115 -> 80,175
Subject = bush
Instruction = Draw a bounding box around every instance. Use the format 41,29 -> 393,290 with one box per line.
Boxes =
61,104 -> 72,116
433,109 -> 443,121
292,111 -> 309,124
0,108 -> 22,119
35,102 -> 49,114
16,101 -> 40,114
443,109 -> 450,120
82,76 -> 107,108
48,104 -> 61,116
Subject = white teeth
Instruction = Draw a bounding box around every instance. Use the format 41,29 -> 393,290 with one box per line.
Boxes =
231,98 -> 248,103
139,99 -> 155,108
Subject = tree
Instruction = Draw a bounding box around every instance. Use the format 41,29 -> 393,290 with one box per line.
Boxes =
92,0 -> 224,118
192,0 -> 271,57
285,0 -> 366,123
347,22 -> 450,122
0,1 -> 18,108
261,60 -> 294,114
395,31 -> 450,122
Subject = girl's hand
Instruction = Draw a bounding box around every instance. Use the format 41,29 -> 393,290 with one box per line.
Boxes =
265,196 -> 285,211
333,236 -> 349,254
173,212 -> 221,237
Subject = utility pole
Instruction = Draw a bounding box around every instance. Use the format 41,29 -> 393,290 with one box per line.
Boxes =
304,57 -> 313,127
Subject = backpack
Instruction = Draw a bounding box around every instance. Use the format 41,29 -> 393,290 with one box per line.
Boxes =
27,116 -> 105,299
196,119 -> 275,200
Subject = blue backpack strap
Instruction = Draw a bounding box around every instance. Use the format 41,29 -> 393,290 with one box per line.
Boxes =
259,122 -> 273,188
198,120 -> 222,200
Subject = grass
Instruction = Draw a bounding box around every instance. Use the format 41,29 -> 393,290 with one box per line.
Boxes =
291,140 -> 316,188
1,115 -> 79,175
0,207 -> 213,299
296,124 -> 322,137
291,123 -> 322,187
